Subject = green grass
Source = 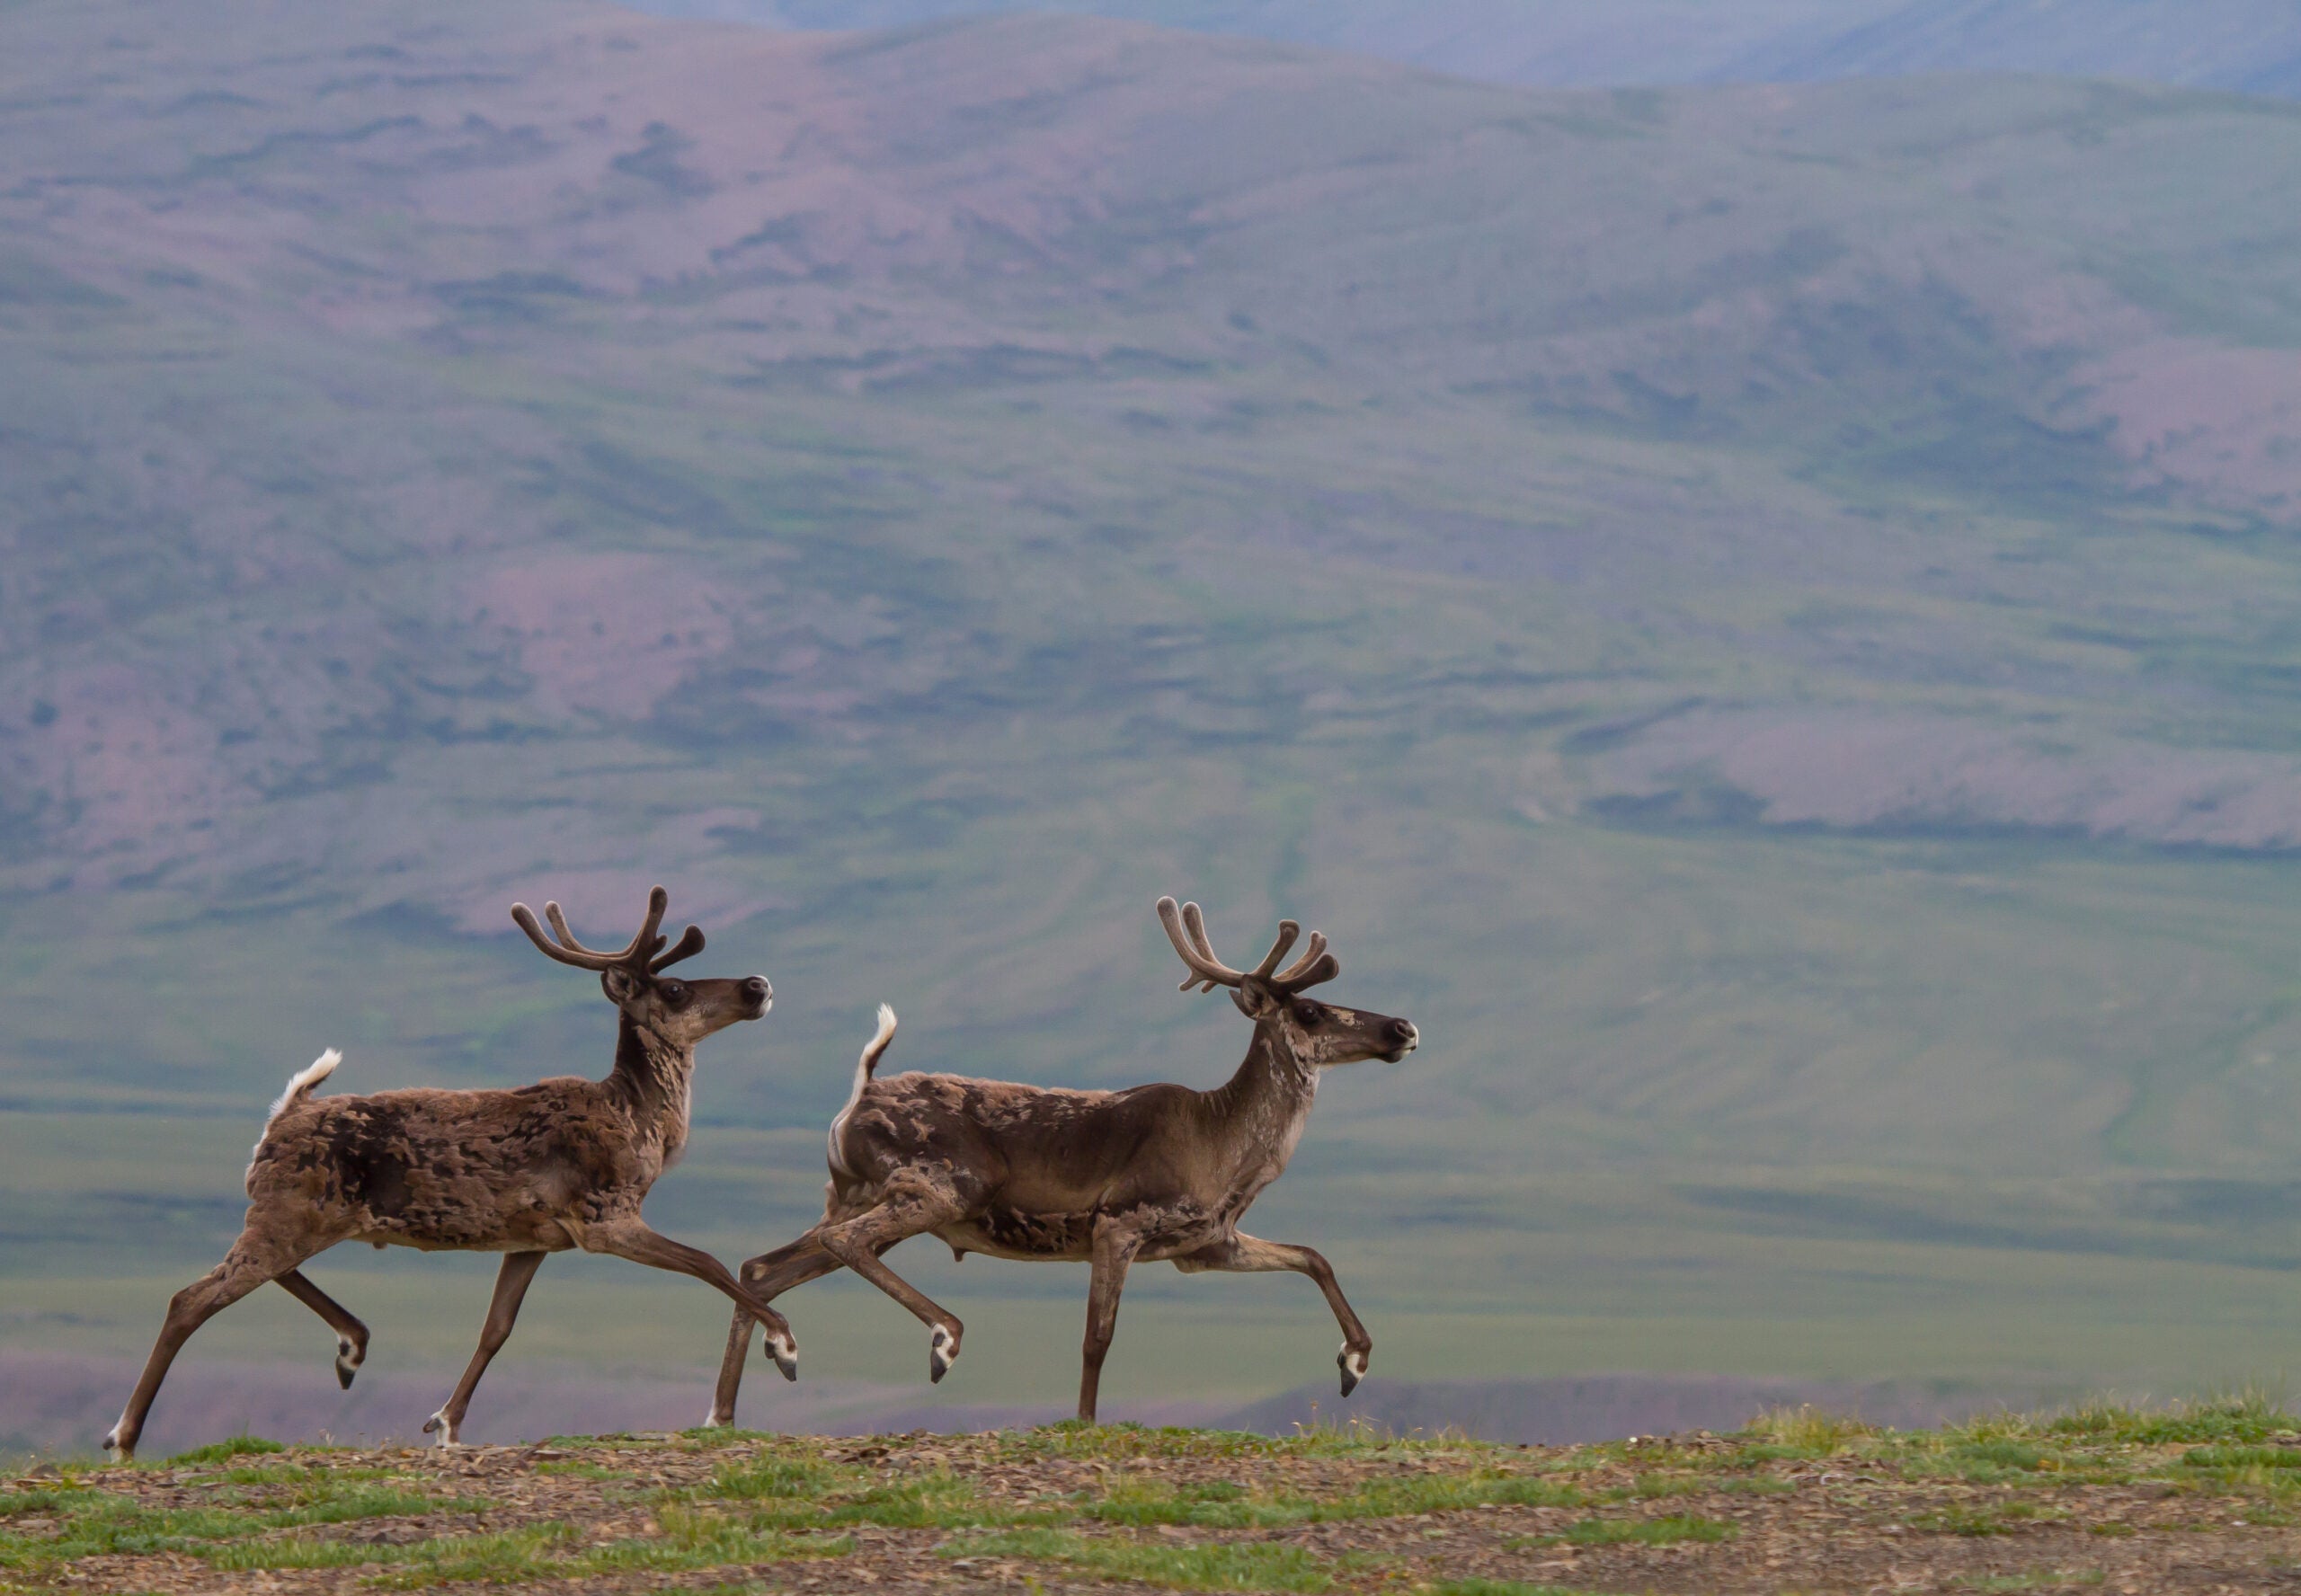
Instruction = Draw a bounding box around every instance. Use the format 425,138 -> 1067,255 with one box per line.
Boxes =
168,1434 -> 285,1467
2181,1445 -> 2301,1469
686,1450 -> 1059,1532
1085,1467 -> 1580,1528
0,1465 -> 495,1574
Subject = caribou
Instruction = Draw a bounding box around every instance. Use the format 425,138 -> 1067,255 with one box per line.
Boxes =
102,887 -> 799,1461
706,896 -> 1417,1425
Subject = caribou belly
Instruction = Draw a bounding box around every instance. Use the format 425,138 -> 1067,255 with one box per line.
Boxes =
942,1209 -> 1094,1261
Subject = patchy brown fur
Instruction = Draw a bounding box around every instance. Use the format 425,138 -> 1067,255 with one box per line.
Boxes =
707,899 -> 1418,1424
103,889 -> 797,1462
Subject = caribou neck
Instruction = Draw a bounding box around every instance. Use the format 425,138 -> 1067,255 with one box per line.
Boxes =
1204,1024 -> 1318,1164
609,1014 -> 697,1145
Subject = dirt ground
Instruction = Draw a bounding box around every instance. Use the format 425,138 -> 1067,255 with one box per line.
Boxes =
9,1405 -> 2301,1594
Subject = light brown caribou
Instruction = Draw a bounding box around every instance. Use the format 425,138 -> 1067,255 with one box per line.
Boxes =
102,887 -> 799,1461
706,896 -> 1417,1425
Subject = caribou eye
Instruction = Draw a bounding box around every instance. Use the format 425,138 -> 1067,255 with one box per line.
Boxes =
660,981 -> 688,1006
1295,1003 -> 1325,1024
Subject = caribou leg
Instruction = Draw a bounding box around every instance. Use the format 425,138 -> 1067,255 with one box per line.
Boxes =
587,1218 -> 800,1379
1078,1221 -> 1144,1423
274,1269 -> 370,1389
1179,1232 -> 1373,1396
810,1184 -> 973,1384
422,1250 -> 546,1446
707,1235 -> 845,1427
105,1228 -> 318,1462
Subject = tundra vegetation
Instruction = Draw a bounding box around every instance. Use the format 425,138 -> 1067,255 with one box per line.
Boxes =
8,1399 -> 2301,1592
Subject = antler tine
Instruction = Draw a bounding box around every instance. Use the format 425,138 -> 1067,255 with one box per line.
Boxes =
651,924 -> 706,972
543,901 -> 590,953
1180,900 -> 1247,992
522,886 -> 680,973
1251,920 -> 1301,980
637,882 -> 669,940
512,901 -> 619,970
1271,929 -> 1327,986
1276,948 -> 1339,992
1157,896 -> 1241,993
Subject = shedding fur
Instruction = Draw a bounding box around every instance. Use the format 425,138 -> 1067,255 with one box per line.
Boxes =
828,1004 -> 897,1179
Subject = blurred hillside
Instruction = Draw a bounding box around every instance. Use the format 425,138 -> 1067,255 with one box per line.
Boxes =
7,0 -> 2301,1398
645,1 -> 2301,96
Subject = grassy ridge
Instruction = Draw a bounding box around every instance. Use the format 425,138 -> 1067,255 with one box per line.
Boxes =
10,1402 -> 2301,1592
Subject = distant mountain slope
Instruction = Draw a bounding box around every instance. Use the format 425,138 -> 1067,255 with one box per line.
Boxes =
638,0 -> 2301,95
6,0 -> 2301,1215
1739,0 -> 2301,97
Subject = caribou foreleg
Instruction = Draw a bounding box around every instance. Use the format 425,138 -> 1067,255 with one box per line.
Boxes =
1178,1231 -> 1373,1396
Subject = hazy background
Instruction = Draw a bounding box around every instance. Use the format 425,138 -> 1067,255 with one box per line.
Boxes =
7,0 -> 2301,1452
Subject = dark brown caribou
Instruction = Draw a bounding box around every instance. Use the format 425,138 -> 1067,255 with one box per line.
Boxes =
706,896 -> 1417,1425
103,887 -> 799,1461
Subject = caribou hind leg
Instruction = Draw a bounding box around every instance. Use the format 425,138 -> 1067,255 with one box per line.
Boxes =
1178,1232 -> 1374,1396
105,1228 -> 322,1462
806,1173 -> 974,1384
422,1250 -> 546,1447
274,1269 -> 370,1389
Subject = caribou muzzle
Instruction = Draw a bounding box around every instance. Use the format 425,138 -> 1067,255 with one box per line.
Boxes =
739,975 -> 772,1018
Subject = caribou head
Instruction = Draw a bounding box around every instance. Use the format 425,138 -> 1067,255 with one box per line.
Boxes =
1157,896 -> 1417,1067
513,885 -> 770,1049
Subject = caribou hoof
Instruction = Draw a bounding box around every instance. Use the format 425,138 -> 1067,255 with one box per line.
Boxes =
102,1421 -> 133,1463
1337,1345 -> 1369,1398
335,1335 -> 364,1390
929,1324 -> 960,1384
765,1330 -> 799,1382
422,1408 -> 462,1447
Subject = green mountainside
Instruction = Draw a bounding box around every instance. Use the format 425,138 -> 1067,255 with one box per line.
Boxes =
7,0 -> 2301,1399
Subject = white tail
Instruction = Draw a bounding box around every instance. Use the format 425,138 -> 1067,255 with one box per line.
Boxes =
827,1005 -> 896,1178
249,1049 -> 341,1178
266,1049 -> 342,1130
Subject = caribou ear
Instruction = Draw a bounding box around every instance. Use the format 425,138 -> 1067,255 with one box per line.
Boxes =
1230,977 -> 1282,1021
600,967 -> 642,1006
